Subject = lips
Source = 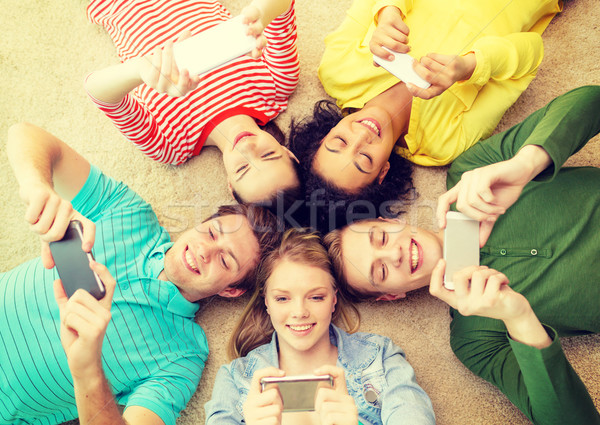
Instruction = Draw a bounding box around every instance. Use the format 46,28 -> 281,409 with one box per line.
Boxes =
183,246 -> 201,275
233,131 -> 255,148
357,118 -> 381,136
410,239 -> 423,274
287,323 -> 315,334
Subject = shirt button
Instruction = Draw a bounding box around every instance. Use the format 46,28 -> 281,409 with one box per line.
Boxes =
500,249 -> 507,255
531,249 -> 538,256
364,389 -> 378,403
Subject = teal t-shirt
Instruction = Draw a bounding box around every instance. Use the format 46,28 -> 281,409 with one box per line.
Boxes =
0,166 -> 208,425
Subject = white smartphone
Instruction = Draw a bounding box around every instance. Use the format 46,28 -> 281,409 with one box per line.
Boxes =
260,374 -> 333,412
373,47 -> 431,89
443,211 -> 480,290
172,15 -> 256,76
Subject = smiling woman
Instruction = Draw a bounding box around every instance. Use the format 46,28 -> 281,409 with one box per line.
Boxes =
205,228 -> 435,425
84,0 -> 301,206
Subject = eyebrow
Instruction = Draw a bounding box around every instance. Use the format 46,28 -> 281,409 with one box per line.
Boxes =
235,154 -> 283,182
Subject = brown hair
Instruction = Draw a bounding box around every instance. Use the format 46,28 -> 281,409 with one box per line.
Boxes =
228,228 -> 360,360
206,204 -> 283,293
323,228 -> 379,303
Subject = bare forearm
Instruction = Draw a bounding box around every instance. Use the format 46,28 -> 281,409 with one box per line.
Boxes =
6,122 -> 90,200
73,368 -> 127,425
7,123 -> 61,188
85,58 -> 144,104
513,145 -> 552,182
504,308 -> 552,350
249,0 -> 291,27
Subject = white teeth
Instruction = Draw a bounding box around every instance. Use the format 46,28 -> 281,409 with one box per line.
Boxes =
289,324 -> 313,331
359,119 -> 380,136
185,250 -> 198,272
411,241 -> 418,272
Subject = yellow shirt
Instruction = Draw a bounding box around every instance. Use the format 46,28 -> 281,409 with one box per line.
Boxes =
318,0 -> 562,166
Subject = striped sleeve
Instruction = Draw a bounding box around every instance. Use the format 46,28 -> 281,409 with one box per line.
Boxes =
85,87 -> 189,164
261,0 -> 300,101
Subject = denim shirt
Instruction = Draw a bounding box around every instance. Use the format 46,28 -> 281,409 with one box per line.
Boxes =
205,325 -> 435,425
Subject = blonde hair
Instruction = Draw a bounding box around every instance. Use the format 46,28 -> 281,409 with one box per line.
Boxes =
228,228 -> 360,360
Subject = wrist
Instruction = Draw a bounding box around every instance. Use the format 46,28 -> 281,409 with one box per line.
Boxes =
460,52 -> 476,81
513,145 -> 552,181
376,6 -> 402,25
504,308 -> 552,349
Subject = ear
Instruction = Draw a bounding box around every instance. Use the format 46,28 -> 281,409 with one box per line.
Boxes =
377,161 -> 390,184
227,181 -> 234,197
218,287 -> 246,298
283,146 -> 299,164
332,292 -> 338,313
375,293 -> 406,301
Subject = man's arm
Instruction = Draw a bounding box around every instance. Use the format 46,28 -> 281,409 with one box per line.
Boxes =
54,261 -> 164,425
6,123 -> 95,266
430,261 -> 600,425
439,85 -> 600,244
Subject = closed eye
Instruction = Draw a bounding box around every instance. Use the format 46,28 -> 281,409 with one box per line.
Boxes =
261,151 -> 275,158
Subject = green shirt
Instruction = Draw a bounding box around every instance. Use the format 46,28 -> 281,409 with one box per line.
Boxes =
446,85 -> 600,425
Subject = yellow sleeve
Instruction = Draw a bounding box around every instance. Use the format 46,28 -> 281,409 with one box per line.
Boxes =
465,32 -> 544,86
373,0 -> 413,23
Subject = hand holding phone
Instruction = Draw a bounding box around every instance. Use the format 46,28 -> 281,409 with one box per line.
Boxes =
243,367 -> 285,424
443,211 -> 479,290
260,374 -> 334,412
373,48 -> 431,89
172,15 -> 256,76
49,220 -> 106,300
313,365 -> 358,425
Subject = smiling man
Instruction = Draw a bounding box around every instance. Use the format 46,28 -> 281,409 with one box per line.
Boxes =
1,123 -> 280,425
325,86 -> 600,425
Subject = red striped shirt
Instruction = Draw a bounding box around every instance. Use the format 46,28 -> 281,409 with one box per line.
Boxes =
87,0 -> 299,164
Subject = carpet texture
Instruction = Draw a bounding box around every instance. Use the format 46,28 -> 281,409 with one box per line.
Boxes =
1,1 -> 599,424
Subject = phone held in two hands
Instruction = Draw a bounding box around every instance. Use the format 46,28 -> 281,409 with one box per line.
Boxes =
49,220 -> 106,300
260,374 -> 333,412
173,15 -> 256,76
443,211 -> 479,290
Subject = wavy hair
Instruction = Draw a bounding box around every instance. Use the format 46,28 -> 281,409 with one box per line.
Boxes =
228,228 -> 360,359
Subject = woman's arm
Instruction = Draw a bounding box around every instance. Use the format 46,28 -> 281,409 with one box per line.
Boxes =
378,340 -> 436,424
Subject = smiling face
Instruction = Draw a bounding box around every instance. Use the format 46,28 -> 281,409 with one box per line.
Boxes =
264,259 -> 337,355
163,214 -> 260,301
312,107 -> 397,193
340,219 -> 443,299
222,129 -> 299,203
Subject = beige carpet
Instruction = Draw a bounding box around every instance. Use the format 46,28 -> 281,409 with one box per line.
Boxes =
1,0 -> 599,424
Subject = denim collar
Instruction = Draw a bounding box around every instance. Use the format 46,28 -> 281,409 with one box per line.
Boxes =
242,325 -> 379,378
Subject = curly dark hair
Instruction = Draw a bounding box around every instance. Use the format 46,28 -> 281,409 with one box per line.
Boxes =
289,100 -> 414,234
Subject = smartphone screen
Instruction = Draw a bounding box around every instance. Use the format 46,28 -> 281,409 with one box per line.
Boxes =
443,211 -> 480,290
49,220 -> 105,300
261,375 -> 333,412
172,15 -> 256,76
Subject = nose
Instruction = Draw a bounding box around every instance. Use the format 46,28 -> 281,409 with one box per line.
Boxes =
196,243 -> 216,264
381,245 -> 402,268
351,123 -> 376,147
235,138 -> 258,155
291,299 -> 309,318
